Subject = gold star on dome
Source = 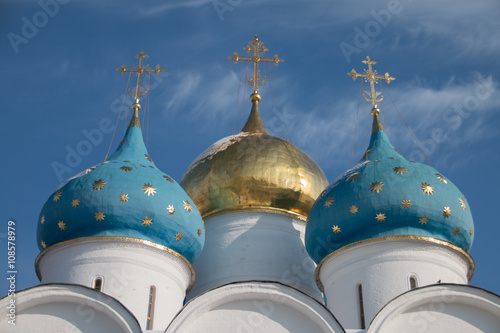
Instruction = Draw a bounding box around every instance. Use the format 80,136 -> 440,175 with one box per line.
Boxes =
175,232 -> 183,241
443,207 -> 451,218
453,227 -> 461,236
370,181 -> 384,193
95,211 -> 105,221
436,173 -> 447,184
58,221 -> 66,231
394,166 -> 408,175
92,179 -> 107,191
145,154 -> 154,163
348,173 -> 360,181
419,215 -> 429,225
121,166 -> 133,172
71,198 -> 80,207
332,225 -> 341,234
197,228 -> 202,236
470,228 -> 473,236
163,175 -> 174,183
41,240 -> 46,249
401,199 -> 411,209
183,200 -> 193,212
119,193 -> 129,203
53,191 -> 62,202
421,182 -> 434,196
459,197 -> 467,210
142,216 -> 153,226
349,205 -> 358,214
142,183 -> 156,196
167,205 -> 175,215
324,196 -> 334,207
363,150 -> 372,159
40,215 -> 45,224
376,213 -> 386,222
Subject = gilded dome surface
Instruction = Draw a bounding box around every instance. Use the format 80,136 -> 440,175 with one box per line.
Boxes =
306,113 -> 474,264
37,110 -> 205,263
180,96 -> 328,220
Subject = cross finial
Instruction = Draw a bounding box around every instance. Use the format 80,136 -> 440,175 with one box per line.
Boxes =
229,35 -> 283,94
348,56 -> 395,114
116,50 -> 165,111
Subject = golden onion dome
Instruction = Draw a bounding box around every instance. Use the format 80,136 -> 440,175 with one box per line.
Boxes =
180,93 -> 329,220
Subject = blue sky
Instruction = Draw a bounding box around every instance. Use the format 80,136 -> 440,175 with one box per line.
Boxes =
1,0 -> 499,296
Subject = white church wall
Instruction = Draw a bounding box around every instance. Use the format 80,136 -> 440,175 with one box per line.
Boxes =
35,239 -> 194,331
367,284 -> 500,332
318,238 -> 472,329
168,282 -> 344,333
0,284 -> 142,333
188,211 -> 322,302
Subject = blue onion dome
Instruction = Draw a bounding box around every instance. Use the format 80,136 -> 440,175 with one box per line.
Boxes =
306,109 -> 474,264
180,93 -> 329,220
37,108 -> 205,263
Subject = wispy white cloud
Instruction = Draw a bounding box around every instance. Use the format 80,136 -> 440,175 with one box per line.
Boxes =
280,72 -> 499,174
162,72 -> 202,114
135,0 -> 213,18
384,73 -> 498,137
280,90 -> 363,173
160,67 -> 241,130
380,74 -> 499,168
319,0 -> 500,59
76,0 -> 213,18
57,60 -> 69,75
399,19 -> 500,58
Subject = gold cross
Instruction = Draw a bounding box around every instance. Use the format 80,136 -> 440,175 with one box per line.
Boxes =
229,35 -> 283,93
116,50 -> 165,102
348,56 -> 395,110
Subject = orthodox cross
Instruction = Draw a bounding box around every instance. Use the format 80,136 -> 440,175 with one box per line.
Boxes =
116,50 -> 165,102
348,56 -> 395,109
229,35 -> 283,93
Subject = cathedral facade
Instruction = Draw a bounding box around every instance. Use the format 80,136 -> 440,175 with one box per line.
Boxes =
1,40 -> 499,332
